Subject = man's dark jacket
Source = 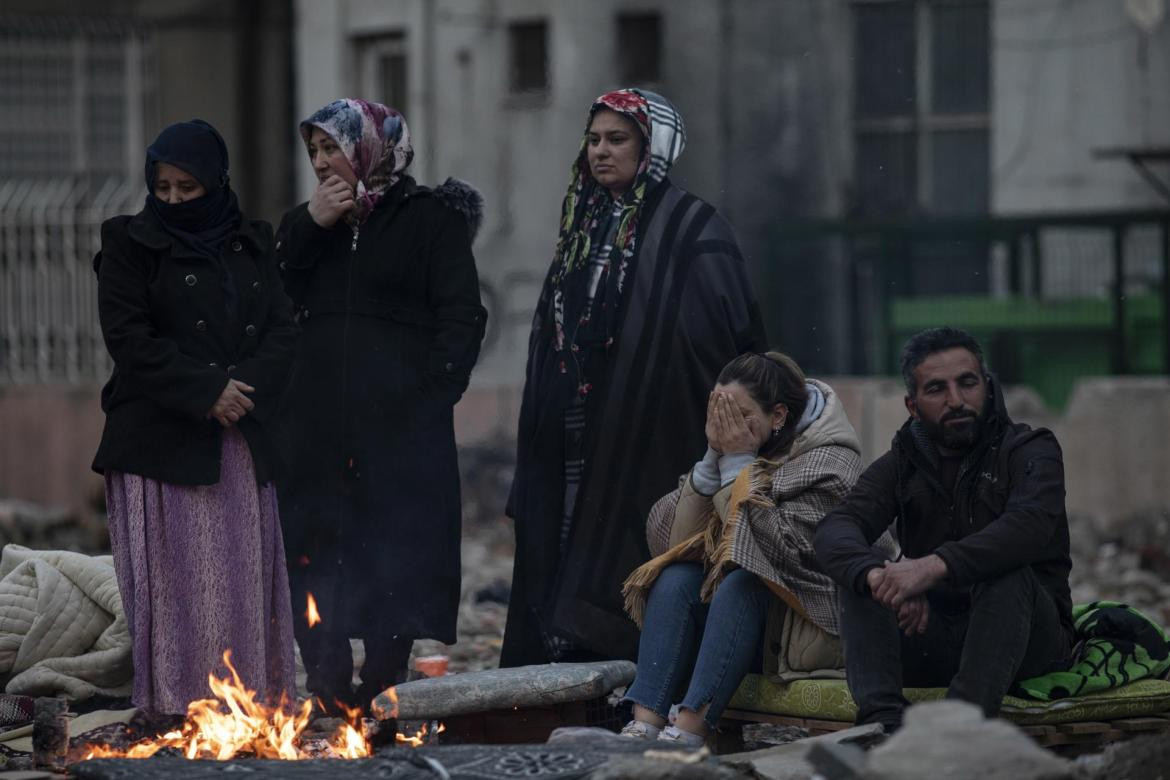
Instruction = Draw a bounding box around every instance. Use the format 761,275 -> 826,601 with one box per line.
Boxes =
814,378 -> 1073,636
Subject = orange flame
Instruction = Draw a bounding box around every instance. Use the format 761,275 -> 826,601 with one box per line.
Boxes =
80,650 -> 369,761
395,721 -> 445,747
306,593 -> 322,628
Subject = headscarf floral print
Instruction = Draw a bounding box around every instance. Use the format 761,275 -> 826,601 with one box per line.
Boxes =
300,98 -> 413,225
546,88 -> 686,353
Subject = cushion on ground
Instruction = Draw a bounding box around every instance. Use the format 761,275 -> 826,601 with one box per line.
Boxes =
727,674 -> 1170,726
372,661 -> 636,719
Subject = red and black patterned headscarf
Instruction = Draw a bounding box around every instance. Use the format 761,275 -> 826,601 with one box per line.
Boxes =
545,88 -> 687,353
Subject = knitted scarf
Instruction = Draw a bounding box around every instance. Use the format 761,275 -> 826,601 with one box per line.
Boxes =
546,88 -> 686,363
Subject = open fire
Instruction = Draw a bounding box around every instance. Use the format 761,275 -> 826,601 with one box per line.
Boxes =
80,651 -> 441,762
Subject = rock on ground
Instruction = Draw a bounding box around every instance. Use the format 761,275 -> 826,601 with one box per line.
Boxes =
864,701 -> 1072,780
1073,732 -> 1170,780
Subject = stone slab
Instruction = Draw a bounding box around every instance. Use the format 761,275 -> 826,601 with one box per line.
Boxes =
371,661 -> 636,720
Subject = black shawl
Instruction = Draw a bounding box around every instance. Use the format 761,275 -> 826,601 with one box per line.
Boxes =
502,181 -> 767,665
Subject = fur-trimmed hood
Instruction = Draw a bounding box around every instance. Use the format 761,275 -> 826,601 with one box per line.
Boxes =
420,177 -> 484,242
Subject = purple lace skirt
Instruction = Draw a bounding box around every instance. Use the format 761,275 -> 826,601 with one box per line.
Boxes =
105,428 -> 295,715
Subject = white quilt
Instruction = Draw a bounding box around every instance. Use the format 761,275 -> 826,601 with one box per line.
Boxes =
0,545 -> 131,699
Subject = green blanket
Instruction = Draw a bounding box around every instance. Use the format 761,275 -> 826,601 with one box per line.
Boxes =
1018,601 -> 1170,700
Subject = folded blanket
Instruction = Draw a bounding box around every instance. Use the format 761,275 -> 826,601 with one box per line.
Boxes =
1018,601 -> 1170,700
0,545 -> 131,699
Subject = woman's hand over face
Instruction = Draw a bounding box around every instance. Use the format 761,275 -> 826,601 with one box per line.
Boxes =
711,392 -> 759,455
207,379 -> 255,428
704,391 -> 722,453
307,174 -> 355,228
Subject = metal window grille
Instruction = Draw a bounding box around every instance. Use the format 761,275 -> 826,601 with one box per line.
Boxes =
0,15 -> 157,386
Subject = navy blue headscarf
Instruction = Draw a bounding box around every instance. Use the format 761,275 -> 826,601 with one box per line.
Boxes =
144,119 -> 240,260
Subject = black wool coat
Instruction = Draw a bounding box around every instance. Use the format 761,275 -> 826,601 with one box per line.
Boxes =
813,378 -> 1074,638
275,177 -> 486,643
92,208 -> 298,485
502,181 -> 768,666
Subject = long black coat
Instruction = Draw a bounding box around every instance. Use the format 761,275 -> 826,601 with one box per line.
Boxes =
502,182 -> 768,666
275,177 -> 486,643
92,208 -> 297,485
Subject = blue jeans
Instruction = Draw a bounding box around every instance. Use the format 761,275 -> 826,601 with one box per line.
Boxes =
623,563 -> 769,730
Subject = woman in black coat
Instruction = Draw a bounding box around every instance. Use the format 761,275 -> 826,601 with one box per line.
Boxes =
276,99 -> 486,713
502,89 -> 768,667
93,119 -> 298,715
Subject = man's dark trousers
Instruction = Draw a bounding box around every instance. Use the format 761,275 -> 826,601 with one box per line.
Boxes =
839,566 -> 1071,731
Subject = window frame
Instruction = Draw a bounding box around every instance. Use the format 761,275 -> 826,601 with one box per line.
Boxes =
852,0 -> 991,215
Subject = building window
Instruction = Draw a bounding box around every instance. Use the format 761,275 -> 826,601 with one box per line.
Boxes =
852,0 -> 990,217
353,32 -> 409,117
617,12 -> 662,85
0,16 -> 157,184
508,20 -> 548,94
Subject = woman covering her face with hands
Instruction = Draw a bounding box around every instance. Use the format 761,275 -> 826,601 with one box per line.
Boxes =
618,352 -> 878,745
275,99 -> 486,714
92,119 -> 298,716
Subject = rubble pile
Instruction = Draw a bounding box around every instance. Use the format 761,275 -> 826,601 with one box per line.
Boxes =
0,499 -> 106,552
1069,509 -> 1170,626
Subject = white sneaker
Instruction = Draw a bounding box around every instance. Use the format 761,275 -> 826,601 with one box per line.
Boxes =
656,725 -> 705,747
618,720 -> 661,739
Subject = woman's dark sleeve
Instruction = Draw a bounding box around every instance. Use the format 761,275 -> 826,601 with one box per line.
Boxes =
230,221 -> 299,419
96,220 -> 226,419
274,207 -> 334,308
425,208 -> 488,402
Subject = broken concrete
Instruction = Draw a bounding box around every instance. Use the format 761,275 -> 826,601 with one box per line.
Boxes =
371,661 -> 636,720
862,701 -> 1072,780
721,723 -> 883,779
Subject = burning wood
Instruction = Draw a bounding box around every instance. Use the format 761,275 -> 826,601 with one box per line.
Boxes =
78,650 -> 440,762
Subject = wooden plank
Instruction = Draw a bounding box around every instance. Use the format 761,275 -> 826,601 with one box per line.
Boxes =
802,718 -> 853,733
720,710 -> 814,728
1057,721 -> 1113,735
1113,716 -> 1170,733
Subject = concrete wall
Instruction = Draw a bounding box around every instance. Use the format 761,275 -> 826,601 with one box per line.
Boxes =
291,0 -> 855,387
4,377 -> 1166,533
992,0 -> 1170,213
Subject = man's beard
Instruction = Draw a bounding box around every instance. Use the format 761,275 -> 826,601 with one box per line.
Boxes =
922,407 -> 982,451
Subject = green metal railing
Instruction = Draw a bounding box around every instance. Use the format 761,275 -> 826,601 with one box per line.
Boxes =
761,209 -> 1170,409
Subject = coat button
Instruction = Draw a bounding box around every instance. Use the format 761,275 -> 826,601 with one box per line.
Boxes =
245,324 -> 257,336
275,240 -> 282,251
252,281 -> 261,292
445,362 -> 454,372
185,274 -> 197,286
231,240 -> 243,252
196,320 -> 207,331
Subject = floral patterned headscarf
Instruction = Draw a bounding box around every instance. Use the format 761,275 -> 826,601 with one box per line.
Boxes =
299,98 -> 413,224
546,88 -> 686,354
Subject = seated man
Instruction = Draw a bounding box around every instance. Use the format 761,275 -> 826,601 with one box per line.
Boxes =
813,327 -> 1073,732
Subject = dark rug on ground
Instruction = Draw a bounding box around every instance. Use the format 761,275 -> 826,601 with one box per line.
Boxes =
70,741 -> 698,779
